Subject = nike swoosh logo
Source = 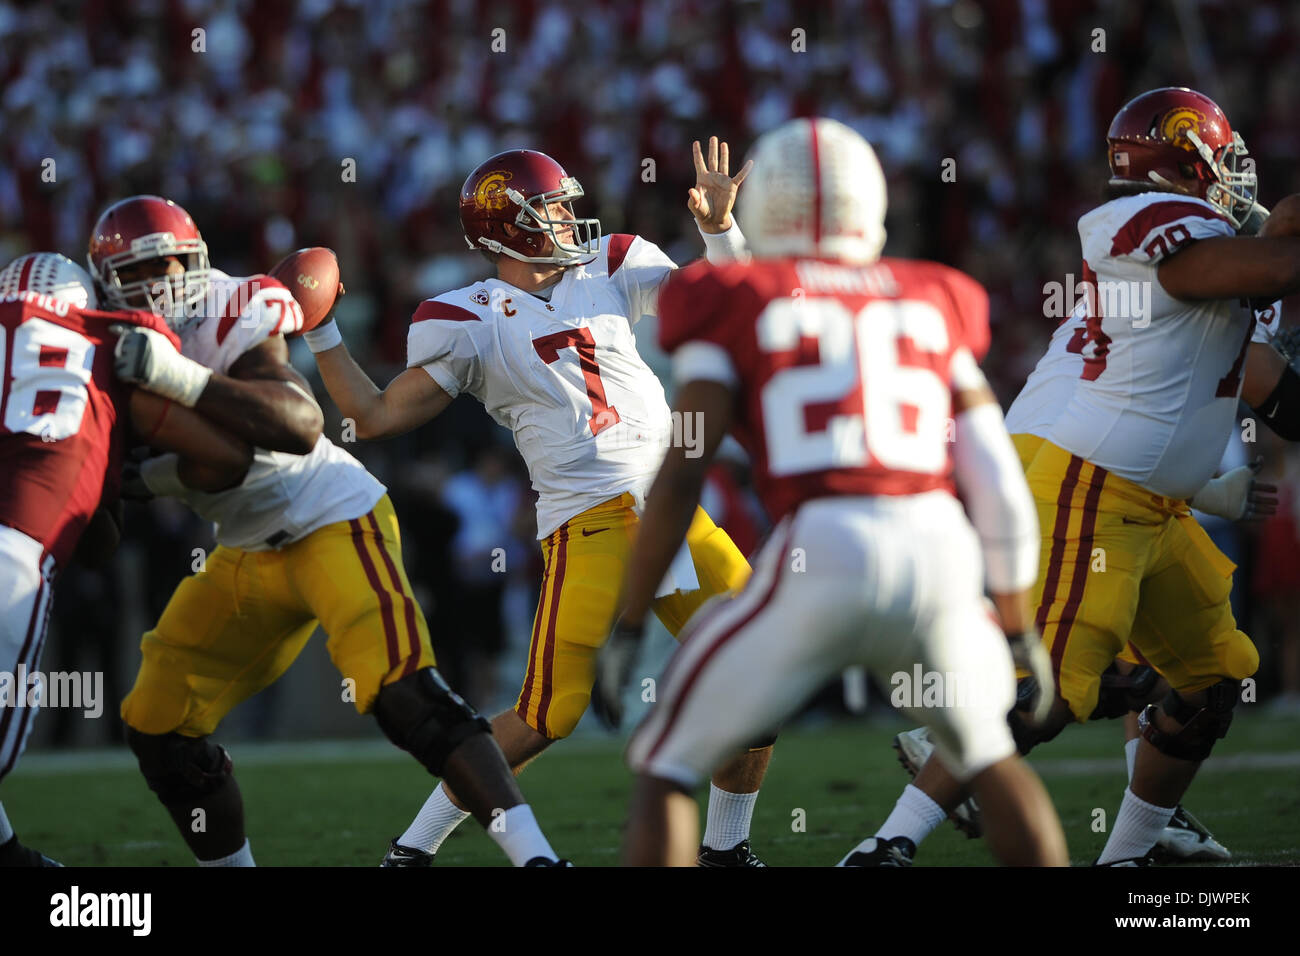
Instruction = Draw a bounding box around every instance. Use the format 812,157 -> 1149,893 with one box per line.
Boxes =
581,527 -> 610,537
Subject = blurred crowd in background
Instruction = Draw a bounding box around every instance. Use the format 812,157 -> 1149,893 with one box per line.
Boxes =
5,0 -> 1300,741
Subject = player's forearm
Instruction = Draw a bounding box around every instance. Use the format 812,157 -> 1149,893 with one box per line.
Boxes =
620,458 -> 708,625
1158,236 -> 1300,301
310,341 -> 394,439
194,374 -> 322,454
952,401 -> 1040,595
136,391 -> 255,491
990,589 -> 1035,636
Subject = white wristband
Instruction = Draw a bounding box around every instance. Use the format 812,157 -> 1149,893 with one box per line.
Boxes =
140,454 -> 186,498
699,218 -> 750,264
303,321 -> 343,353
153,355 -> 211,408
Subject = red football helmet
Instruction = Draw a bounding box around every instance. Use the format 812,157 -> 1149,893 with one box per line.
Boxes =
1106,87 -> 1257,228
459,149 -> 600,264
88,195 -> 211,329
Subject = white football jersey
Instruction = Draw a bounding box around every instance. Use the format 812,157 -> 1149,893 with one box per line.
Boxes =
174,269 -> 385,550
1044,193 -> 1262,498
1006,296 -> 1279,441
407,234 -> 677,538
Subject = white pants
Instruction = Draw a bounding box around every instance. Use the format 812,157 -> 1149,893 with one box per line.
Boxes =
627,492 -> 1017,785
0,525 -> 57,781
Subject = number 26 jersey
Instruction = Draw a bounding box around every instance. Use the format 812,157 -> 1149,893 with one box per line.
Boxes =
656,256 -> 991,525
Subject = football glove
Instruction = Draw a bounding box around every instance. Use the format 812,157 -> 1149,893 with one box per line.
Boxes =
1007,629 -> 1055,725
1190,458 -> 1277,521
112,324 -> 211,407
590,617 -> 644,731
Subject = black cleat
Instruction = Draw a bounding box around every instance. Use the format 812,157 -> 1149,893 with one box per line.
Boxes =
0,834 -> 62,867
380,839 -> 434,867
841,836 -> 916,867
524,857 -> 574,866
697,839 -> 766,867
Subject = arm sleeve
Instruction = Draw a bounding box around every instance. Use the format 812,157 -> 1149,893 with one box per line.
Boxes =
938,266 -> 991,362
1104,199 -> 1235,265
614,235 -> 679,325
657,261 -> 735,355
952,398 -> 1040,593
406,302 -> 482,399
699,218 -> 750,265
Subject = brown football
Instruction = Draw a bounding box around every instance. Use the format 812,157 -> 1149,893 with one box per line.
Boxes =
268,246 -> 341,334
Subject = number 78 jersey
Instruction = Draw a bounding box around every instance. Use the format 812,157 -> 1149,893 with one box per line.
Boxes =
657,257 -> 991,524
1046,192 -> 1256,500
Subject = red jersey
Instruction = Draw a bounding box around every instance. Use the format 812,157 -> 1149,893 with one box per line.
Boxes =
0,292 -> 176,566
658,256 -> 990,524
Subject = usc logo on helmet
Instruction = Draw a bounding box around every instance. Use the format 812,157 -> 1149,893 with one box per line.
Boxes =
1158,107 -> 1205,151
473,171 -> 514,210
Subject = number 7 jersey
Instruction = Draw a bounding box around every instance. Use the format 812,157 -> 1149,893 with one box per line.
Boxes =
656,256 -> 991,524
406,234 -> 677,538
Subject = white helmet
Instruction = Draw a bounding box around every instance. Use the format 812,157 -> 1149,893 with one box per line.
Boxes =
739,117 -> 887,264
0,252 -> 98,309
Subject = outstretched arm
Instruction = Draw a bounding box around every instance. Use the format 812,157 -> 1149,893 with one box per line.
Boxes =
113,326 -> 324,454
1158,193 -> 1300,301
129,389 -> 253,492
618,379 -> 732,626
196,336 -> 323,453
312,336 -> 453,440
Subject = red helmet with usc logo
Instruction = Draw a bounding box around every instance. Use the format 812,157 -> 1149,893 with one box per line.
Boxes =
87,195 -> 211,329
1106,87 -> 1257,228
459,149 -> 600,264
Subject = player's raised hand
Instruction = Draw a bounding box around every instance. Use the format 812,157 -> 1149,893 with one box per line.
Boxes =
590,616 -> 645,730
688,135 -> 752,234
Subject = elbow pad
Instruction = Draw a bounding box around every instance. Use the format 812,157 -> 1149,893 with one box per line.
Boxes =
1254,365 -> 1300,441
952,402 -> 1040,593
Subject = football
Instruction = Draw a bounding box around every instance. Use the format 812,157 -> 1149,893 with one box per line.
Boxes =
268,246 -> 341,334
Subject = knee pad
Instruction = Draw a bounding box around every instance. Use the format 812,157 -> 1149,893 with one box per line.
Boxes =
1088,664 -> 1159,720
125,727 -> 233,807
373,668 -> 490,776
1006,677 -> 1068,754
1138,679 -> 1240,762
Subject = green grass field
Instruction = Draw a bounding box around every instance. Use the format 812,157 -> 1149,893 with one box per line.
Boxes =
6,711 -> 1298,866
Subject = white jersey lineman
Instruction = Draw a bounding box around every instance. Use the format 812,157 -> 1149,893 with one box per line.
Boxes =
406,234 -> 677,538
1006,291 -> 1281,443
1044,192 -> 1262,498
168,270 -> 384,548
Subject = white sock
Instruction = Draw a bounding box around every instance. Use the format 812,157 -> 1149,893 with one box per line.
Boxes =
1124,738 -> 1139,782
0,802 -> 13,844
398,783 -> 471,853
877,783 -> 946,845
1098,787 -> 1175,864
488,804 -> 558,866
702,784 -> 759,850
197,838 -> 255,867
836,785 -> 946,866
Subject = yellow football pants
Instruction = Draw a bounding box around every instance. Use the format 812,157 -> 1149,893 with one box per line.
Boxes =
122,495 -> 437,737
1019,438 -> 1257,722
515,493 -> 752,739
